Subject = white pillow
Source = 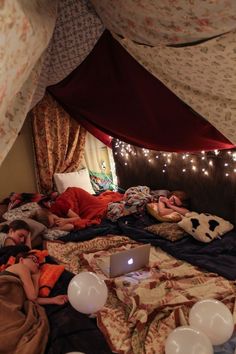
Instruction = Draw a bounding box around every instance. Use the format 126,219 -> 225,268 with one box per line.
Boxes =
54,169 -> 94,194
178,212 -> 234,243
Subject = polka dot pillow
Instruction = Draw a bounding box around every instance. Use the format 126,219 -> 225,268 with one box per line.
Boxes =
178,212 -> 234,243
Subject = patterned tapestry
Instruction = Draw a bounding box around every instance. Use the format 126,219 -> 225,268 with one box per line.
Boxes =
30,0 -> 104,108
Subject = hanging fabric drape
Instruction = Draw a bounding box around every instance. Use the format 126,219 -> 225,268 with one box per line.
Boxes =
49,31 -> 234,152
0,0 -> 58,167
31,93 -> 87,193
30,0 -> 104,109
112,30 -> 236,147
91,0 -> 236,46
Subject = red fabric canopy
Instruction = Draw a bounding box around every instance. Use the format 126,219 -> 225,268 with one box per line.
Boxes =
48,30 -> 234,152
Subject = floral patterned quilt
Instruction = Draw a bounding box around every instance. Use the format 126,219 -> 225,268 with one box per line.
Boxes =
46,236 -> 236,354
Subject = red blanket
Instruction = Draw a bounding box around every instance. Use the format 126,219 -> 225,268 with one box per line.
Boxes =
50,187 -> 123,229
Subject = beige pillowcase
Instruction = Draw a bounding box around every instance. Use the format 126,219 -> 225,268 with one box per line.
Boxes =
145,222 -> 188,241
178,212 -> 234,243
146,203 -> 182,222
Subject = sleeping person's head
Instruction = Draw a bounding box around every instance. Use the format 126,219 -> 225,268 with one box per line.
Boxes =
15,251 -> 40,274
33,208 -> 58,228
169,190 -> 189,208
0,219 -> 31,245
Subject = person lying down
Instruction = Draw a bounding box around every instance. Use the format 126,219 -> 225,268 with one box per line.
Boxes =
146,190 -> 190,222
0,219 -> 32,249
0,250 -> 68,354
34,186 -> 123,231
158,191 -> 190,217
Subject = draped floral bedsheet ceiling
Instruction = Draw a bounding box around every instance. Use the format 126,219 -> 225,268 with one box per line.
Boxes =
0,0 -> 104,165
1,0 -> 236,166
91,0 -> 236,46
91,0 -> 236,149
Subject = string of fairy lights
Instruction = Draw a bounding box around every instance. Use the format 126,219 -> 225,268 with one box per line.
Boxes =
113,139 -> 236,178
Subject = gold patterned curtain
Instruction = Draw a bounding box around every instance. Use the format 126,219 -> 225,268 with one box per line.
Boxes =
31,92 -> 87,193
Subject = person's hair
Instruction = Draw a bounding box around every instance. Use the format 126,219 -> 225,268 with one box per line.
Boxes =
15,250 -> 39,264
170,190 -> 190,208
0,219 -> 31,234
0,245 -> 30,266
33,208 -> 51,228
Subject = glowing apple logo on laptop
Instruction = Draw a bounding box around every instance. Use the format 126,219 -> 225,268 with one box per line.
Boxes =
128,258 -> 133,265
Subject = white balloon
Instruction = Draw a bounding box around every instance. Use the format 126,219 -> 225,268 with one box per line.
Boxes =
68,272 -> 108,314
165,326 -> 213,354
189,299 -> 234,345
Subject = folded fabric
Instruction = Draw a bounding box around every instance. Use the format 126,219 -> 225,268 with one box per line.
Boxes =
146,203 -> 182,222
178,212 -> 234,243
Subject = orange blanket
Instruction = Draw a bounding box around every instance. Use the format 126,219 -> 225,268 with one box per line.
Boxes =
50,187 -> 123,229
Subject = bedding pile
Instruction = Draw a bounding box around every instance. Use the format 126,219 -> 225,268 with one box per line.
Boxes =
0,273 -> 49,354
46,235 -> 236,354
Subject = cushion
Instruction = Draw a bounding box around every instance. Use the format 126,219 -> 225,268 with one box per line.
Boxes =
2,202 -> 41,221
178,212 -> 234,243
0,217 -> 47,248
39,263 -> 65,297
146,203 -> 182,222
54,169 -> 94,194
145,222 -> 188,241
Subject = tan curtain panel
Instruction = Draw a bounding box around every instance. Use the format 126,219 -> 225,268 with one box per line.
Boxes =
31,93 -> 87,193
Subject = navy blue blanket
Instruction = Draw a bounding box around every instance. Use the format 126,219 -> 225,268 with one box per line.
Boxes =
59,213 -> 236,280
45,263 -> 112,354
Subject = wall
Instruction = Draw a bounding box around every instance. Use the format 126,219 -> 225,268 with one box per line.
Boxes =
0,116 -> 37,199
113,141 -> 236,224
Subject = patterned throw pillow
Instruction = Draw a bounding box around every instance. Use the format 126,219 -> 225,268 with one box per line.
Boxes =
146,203 -> 182,222
145,222 -> 188,241
178,212 -> 234,243
3,202 -> 41,221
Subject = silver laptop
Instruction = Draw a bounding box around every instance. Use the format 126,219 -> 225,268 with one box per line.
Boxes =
97,244 -> 151,278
